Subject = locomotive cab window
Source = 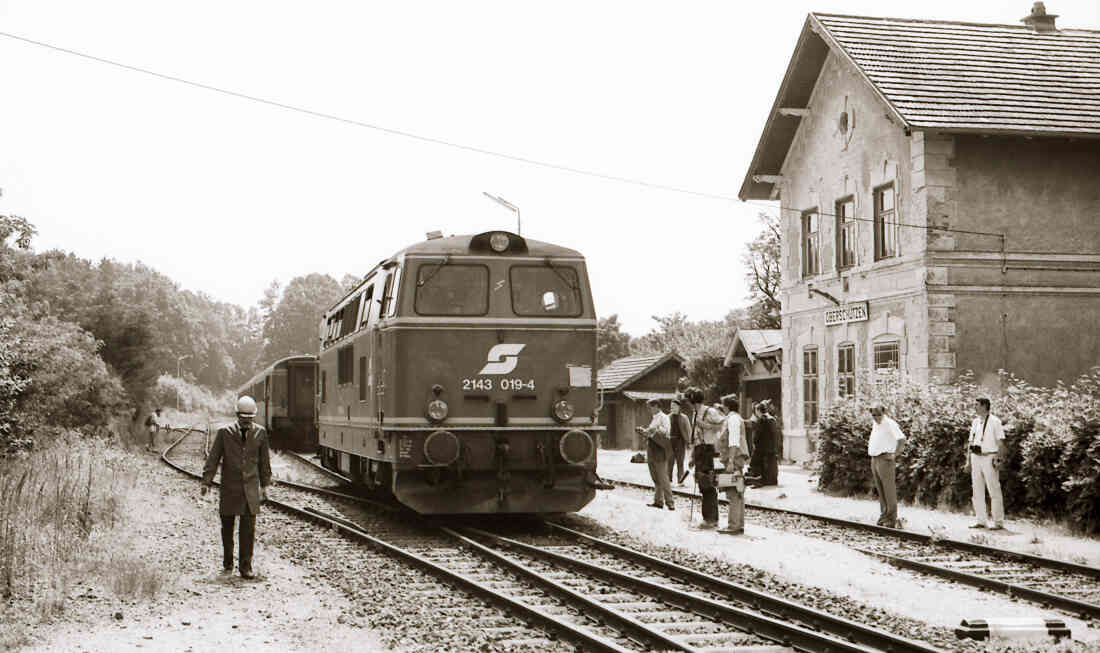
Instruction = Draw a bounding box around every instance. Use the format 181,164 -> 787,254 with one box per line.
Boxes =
414,263 -> 489,316
510,265 -> 582,316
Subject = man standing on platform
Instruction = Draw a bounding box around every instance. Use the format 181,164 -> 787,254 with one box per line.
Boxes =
967,397 -> 1006,530
867,402 -> 905,529
667,399 -> 691,487
201,396 -> 272,578
638,399 -> 674,510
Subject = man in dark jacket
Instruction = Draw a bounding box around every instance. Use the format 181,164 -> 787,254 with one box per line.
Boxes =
667,399 -> 691,486
201,396 -> 272,578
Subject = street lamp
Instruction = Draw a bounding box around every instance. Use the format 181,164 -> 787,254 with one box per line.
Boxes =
482,192 -> 521,235
176,354 -> 191,412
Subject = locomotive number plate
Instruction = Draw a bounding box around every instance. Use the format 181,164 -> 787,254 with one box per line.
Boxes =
462,378 -> 535,392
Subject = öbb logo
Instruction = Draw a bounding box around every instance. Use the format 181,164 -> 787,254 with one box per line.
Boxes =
479,344 -> 526,375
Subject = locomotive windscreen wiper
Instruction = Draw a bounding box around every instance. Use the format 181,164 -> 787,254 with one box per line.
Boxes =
544,258 -> 579,291
416,255 -> 450,288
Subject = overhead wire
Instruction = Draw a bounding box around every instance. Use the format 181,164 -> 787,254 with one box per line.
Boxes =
0,30 -> 743,202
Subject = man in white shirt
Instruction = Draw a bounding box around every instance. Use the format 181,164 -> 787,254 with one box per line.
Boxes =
867,402 -> 906,528
637,399 -> 674,510
719,395 -> 749,535
966,397 -> 1006,530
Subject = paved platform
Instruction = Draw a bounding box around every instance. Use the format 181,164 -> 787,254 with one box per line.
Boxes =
596,448 -> 1100,568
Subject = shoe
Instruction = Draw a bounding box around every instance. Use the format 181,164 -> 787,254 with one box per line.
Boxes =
988,523 -> 1004,531
666,504 -> 675,511
239,569 -> 255,579
221,566 -> 233,575
719,528 -> 744,535
968,522 -> 986,529
647,503 -> 663,508
696,521 -> 718,530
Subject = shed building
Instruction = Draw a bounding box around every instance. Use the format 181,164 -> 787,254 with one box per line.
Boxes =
596,352 -> 686,449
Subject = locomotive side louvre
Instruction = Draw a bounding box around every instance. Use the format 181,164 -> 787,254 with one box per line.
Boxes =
316,231 -> 602,514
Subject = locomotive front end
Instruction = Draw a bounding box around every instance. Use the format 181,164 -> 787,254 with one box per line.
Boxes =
385,231 -> 601,514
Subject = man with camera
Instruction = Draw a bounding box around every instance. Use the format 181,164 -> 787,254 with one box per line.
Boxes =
637,399 -> 674,510
966,397 -> 1006,530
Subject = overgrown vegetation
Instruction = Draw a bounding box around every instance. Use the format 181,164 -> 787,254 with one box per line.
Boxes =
816,368 -> 1100,533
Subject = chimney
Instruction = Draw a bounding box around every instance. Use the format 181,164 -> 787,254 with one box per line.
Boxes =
1021,2 -> 1058,32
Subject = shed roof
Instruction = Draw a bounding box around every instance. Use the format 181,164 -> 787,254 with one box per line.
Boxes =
741,11 -> 1100,199
596,352 -> 685,392
724,329 -> 783,366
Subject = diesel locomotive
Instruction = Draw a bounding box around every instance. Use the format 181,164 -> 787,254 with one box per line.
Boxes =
236,354 -> 318,451
315,230 -> 603,514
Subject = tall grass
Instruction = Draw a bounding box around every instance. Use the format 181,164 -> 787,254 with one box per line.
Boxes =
0,433 -> 170,646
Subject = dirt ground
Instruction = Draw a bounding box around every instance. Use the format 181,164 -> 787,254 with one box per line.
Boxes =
18,450 -> 381,653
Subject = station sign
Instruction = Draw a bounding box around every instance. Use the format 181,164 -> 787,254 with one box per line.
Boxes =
825,302 -> 869,326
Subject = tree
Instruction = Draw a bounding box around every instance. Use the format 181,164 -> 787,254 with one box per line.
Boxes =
597,314 -> 632,369
261,273 -> 344,365
632,312 -> 742,396
741,212 -> 782,329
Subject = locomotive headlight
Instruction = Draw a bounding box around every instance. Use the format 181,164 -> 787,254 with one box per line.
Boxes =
552,399 -> 575,423
427,399 -> 449,422
489,232 -> 510,252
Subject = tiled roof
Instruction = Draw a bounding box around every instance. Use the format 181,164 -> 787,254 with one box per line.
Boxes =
740,10 -> 1100,199
814,13 -> 1100,135
596,352 -> 682,392
724,329 -> 783,366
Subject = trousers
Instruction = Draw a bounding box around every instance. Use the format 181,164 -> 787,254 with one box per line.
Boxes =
221,512 -> 256,571
870,453 -> 898,527
692,444 -> 718,524
970,453 -> 1004,525
724,486 -> 744,531
647,452 -> 674,507
667,436 -> 686,484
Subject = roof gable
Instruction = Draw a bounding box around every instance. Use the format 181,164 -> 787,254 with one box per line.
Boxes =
724,328 -> 783,366
596,352 -> 685,392
741,11 -> 1100,200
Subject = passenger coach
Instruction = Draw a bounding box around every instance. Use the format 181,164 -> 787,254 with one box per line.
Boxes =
316,230 -> 603,514
236,354 -> 318,451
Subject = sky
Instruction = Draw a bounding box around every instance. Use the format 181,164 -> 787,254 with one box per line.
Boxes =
2,0 -> 1098,337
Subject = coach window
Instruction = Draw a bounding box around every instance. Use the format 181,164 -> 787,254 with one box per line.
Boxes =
802,347 -> 819,426
381,267 -> 403,318
510,265 -> 582,317
358,285 -> 375,328
414,263 -> 489,316
837,343 -> 855,398
321,370 -> 327,404
340,294 -> 361,339
874,184 -> 898,261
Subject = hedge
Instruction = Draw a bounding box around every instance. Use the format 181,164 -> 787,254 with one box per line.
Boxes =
815,368 -> 1100,534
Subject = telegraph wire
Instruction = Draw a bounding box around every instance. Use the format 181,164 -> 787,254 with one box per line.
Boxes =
0,30 -> 742,202
741,199 -> 1006,239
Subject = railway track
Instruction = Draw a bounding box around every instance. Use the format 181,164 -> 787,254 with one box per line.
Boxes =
611,477 -> 1100,620
162,429 -> 951,652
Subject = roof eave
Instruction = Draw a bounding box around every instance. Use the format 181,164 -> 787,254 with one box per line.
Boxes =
738,17 -> 830,201
608,352 -> 686,393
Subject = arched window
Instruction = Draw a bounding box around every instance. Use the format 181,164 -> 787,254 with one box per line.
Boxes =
873,337 -> 901,371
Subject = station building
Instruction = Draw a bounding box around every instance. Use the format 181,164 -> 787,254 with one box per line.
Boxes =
740,5 -> 1100,462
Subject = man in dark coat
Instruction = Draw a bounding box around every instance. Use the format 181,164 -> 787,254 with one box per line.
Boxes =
201,396 -> 272,578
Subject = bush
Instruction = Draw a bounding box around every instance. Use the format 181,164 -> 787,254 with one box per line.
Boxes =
816,367 -> 1100,533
